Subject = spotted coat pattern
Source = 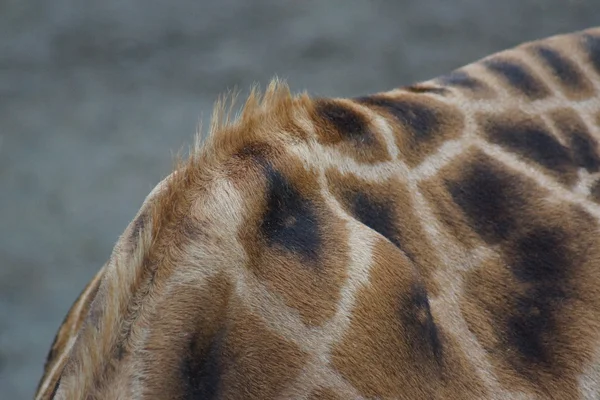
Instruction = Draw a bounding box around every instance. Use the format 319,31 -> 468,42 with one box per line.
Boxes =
36,27 -> 600,400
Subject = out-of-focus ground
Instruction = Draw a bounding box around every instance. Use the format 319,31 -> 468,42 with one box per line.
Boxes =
1,1 -> 598,398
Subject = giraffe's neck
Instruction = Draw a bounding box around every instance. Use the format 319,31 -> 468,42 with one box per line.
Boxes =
37,27 -> 600,400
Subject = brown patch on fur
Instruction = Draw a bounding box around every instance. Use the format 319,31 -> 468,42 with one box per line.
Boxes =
326,169 -> 441,296
435,69 -> 496,99
580,29 -> 600,76
140,272 -> 232,398
483,54 -> 552,100
237,152 -> 350,327
311,98 -> 392,164
524,42 -> 596,101
354,92 -> 464,167
418,148 -> 487,251
331,239 -> 486,399
425,146 -> 600,397
478,111 -> 580,185
460,202 -> 600,397
549,108 -> 600,173
141,271 -> 308,399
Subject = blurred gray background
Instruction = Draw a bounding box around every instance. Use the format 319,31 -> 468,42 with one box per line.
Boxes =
1,0 -> 599,398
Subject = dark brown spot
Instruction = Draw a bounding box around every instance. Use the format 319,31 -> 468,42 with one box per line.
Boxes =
506,227 -> 571,284
331,240 -> 484,398
345,190 -> 401,249
327,170 -> 442,295
181,329 -> 224,400
458,184 -> 600,397
142,274 -> 232,399
582,33 -> 600,74
356,96 -> 441,143
446,157 -> 526,244
484,58 -> 550,100
402,284 -> 443,365
241,158 -> 349,327
437,70 -> 487,91
481,113 -> 576,184
355,94 -> 463,166
550,109 -> 600,173
260,164 -> 322,263
314,100 -> 373,144
235,142 -> 273,162
312,99 -> 391,164
530,45 -> 590,93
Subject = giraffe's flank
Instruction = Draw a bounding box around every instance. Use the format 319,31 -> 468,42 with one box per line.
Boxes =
37,27 -> 600,399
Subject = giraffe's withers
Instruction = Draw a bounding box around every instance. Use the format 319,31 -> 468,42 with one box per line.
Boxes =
37,27 -> 600,400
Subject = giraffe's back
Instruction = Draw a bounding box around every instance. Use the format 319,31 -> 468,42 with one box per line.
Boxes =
37,27 -> 600,400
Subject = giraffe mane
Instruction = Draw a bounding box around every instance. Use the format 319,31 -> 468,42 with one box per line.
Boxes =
154,77 -> 314,249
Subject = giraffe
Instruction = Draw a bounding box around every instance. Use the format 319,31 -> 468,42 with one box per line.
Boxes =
36,27 -> 600,399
